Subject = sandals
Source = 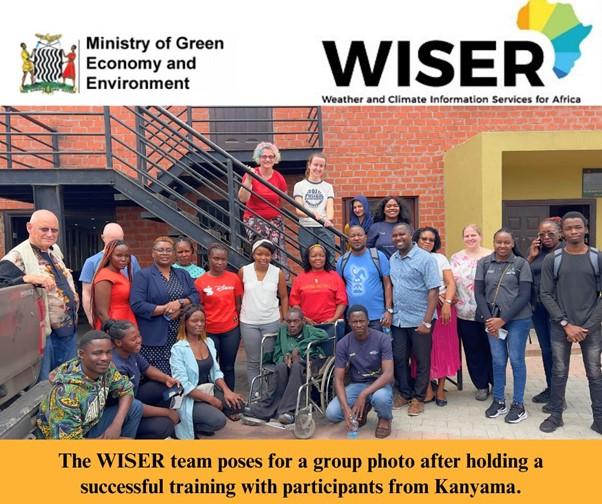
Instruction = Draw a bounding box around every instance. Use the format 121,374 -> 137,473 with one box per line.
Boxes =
375,419 -> 392,439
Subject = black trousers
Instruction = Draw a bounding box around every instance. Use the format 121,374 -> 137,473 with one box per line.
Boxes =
457,319 -> 493,390
135,380 -> 176,439
392,326 -> 432,401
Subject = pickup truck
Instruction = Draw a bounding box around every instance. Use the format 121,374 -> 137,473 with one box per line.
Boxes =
0,284 -> 50,438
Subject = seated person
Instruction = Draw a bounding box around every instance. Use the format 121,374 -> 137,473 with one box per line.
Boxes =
34,330 -> 143,439
243,307 -> 329,425
104,319 -> 180,439
170,305 -> 245,439
325,305 -> 394,438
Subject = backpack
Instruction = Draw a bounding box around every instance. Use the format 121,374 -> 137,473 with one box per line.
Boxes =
339,248 -> 383,281
552,247 -> 601,293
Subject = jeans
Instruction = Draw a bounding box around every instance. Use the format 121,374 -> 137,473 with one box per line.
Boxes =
240,320 -> 280,386
457,319 -> 493,390
38,330 -> 77,382
85,399 -> 144,438
391,326 -> 432,401
487,318 -> 531,404
531,303 -> 553,389
208,326 -> 241,391
548,323 -> 602,422
299,226 -> 337,263
326,382 -> 393,421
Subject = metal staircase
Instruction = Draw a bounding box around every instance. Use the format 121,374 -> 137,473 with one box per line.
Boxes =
0,106 -> 344,277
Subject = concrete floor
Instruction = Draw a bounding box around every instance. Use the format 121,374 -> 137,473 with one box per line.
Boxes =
211,343 -> 601,440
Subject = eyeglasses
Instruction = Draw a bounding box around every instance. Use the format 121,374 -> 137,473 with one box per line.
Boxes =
420,237 -> 436,242
260,154 -> 275,160
537,232 -> 557,238
38,227 -> 59,234
153,248 -> 173,254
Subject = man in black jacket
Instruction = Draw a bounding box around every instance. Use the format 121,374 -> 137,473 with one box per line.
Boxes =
539,211 -> 602,435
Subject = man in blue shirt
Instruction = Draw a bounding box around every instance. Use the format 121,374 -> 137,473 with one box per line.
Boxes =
336,225 -> 393,331
79,222 -> 140,325
389,223 -> 440,416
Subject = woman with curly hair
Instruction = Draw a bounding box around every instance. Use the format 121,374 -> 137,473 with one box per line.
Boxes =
239,142 -> 288,269
367,196 -> 411,258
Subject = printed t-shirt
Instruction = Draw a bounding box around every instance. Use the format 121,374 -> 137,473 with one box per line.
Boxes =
293,179 -> 334,227
195,272 -> 243,333
336,249 -> 390,321
288,270 -> 347,323
335,329 -> 393,383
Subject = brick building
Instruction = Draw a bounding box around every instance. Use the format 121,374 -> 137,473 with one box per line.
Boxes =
1,105 -> 602,276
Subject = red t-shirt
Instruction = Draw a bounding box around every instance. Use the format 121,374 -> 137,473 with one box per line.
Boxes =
243,169 -> 288,220
195,272 -> 244,333
288,270 -> 347,324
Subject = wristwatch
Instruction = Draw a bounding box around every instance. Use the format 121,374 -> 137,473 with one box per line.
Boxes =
386,308 -> 394,314
422,321 -> 432,329
560,320 -> 568,327
444,299 -> 452,305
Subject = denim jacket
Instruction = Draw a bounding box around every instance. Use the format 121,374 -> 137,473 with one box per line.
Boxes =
170,338 -> 224,440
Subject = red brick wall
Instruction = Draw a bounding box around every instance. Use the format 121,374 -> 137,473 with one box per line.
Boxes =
3,105 -> 602,258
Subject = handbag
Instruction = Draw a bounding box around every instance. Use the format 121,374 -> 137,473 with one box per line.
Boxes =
488,263 -> 511,318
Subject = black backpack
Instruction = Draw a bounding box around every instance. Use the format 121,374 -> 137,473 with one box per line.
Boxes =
552,247 -> 601,293
339,248 -> 383,280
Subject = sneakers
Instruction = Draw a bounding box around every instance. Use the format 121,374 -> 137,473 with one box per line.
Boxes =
485,399 -> 508,418
532,388 -> 550,404
542,400 -> 567,414
393,394 -> 409,409
539,415 -> 564,433
504,403 -> 528,424
408,399 -> 424,416
475,388 -> 489,401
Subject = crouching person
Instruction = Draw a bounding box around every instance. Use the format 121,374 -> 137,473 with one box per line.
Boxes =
325,305 -> 394,438
34,330 -> 143,439
170,305 -> 245,439
104,319 -> 180,439
243,307 -> 328,424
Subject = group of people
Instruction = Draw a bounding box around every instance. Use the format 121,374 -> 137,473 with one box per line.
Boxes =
0,192 -> 600,439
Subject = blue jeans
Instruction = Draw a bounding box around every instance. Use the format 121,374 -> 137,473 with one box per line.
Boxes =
488,318 -> 531,405
38,330 -> 77,381
208,326 -> 241,391
548,324 -> 602,422
531,303 -> 553,389
326,382 -> 393,421
85,399 -> 144,438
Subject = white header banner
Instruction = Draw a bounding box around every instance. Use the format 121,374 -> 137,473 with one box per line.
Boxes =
2,0 -> 600,105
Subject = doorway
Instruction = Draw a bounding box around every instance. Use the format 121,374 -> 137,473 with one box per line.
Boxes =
502,199 -> 596,256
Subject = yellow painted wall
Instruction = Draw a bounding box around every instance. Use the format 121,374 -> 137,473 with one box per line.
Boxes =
444,131 -> 602,254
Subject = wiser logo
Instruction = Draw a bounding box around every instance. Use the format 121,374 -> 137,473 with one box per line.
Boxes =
517,0 -> 592,78
322,1 -> 592,88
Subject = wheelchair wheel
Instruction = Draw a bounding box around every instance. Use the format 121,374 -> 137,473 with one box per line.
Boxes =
320,357 -> 337,412
294,411 -> 316,439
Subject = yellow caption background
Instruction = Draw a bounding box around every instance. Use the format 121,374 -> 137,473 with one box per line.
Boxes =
1,440 -> 600,502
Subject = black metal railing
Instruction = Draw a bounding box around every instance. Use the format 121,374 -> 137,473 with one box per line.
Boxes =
0,105 -> 333,278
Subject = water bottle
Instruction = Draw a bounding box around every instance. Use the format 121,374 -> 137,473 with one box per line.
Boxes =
347,416 -> 359,439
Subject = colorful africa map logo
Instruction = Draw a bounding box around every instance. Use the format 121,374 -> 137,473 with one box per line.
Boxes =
517,0 -> 592,78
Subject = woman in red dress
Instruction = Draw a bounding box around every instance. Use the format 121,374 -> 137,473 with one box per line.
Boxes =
92,240 -> 137,329
62,45 -> 76,86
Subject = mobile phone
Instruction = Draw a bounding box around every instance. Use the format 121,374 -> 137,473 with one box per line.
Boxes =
498,328 -> 508,340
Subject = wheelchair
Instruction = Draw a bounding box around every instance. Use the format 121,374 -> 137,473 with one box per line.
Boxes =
247,319 -> 346,439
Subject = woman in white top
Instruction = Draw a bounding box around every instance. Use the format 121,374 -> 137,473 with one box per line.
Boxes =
238,239 -> 289,385
293,152 -> 336,261
413,227 -> 460,406
450,224 -> 494,401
